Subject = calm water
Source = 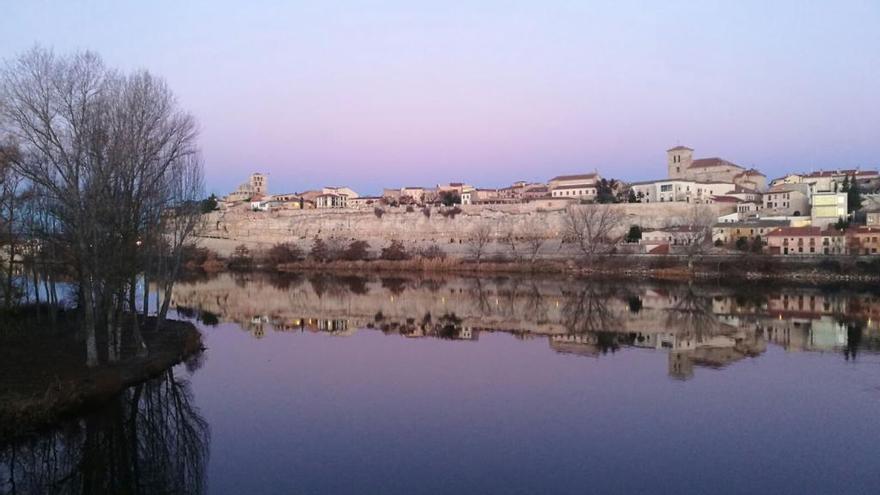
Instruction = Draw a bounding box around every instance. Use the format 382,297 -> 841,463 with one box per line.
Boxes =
3,273 -> 880,494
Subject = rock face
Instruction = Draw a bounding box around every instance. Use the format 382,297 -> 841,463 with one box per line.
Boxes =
196,202 -> 727,257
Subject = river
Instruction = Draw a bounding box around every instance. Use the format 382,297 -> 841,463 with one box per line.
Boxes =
2,272 -> 880,494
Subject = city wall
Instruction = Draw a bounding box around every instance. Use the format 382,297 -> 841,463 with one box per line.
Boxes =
195,202 -> 727,257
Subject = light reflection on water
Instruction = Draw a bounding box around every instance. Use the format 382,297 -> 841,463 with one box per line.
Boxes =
3,272 -> 880,495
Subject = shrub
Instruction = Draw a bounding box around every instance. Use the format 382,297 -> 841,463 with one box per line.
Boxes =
422,207 -> 431,218
713,239 -> 724,247
228,244 -> 253,270
341,240 -> 371,261
419,244 -> 446,259
380,240 -> 410,260
440,206 -> 462,219
374,207 -> 385,218
625,225 -> 642,243
406,205 -> 414,213
735,237 -> 749,251
266,243 -> 304,265
310,239 -> 330,262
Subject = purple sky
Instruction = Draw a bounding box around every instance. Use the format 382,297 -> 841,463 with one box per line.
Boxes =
2,1 -> 879,195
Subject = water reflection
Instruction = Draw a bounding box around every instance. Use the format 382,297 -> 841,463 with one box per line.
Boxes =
0,367 -> 209,495
170,273 -> 880,379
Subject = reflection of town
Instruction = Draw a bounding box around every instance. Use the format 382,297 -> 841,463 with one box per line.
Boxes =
170,273 -> 880,380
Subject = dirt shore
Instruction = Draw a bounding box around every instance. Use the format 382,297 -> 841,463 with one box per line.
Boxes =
0,316 -> 203,439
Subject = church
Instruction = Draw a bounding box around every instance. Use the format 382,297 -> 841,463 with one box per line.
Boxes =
667,146 -> 767,191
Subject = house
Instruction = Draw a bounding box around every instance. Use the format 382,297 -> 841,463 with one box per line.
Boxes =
770,169 -> 879,194
712,220 -> 790,245
765,226 -> 847,255
629,179 -> 737,204
866,207 -> 880,226
667,146 -> 767,191
461,188 -> 500,205
641,226 -> 705,246
762,185 -> 810,216
849,227 -> 880,255
549,173 -> 599,200
810,192 -> 848,228
315,193 -> 347,209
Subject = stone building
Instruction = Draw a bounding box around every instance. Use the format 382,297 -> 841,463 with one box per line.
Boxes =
667,146 -> 767,191
762,184 -> 810,216
548,173 -> 599,200
226,172 -> 268,202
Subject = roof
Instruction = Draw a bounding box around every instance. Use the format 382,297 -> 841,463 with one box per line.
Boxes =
552,184 -> 597,190
711,196 -> 742,203
803,169 -> 879,178
648,244 -> 670,254
734,168 -> 766,178
549,173 -> 598,182
765,226 -> 843,237
714,220 -> 790,228
644,226 -> 703,233
667,145 -> 693,152
689,157 -> 744,170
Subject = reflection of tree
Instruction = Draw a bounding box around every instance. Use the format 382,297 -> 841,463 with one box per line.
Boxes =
561,285 -> 621,335
524,283 -> 549,324
0,369 -> 209,494
665,285 -> 719,341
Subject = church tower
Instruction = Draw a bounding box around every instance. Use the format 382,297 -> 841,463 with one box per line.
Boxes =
667,146 -> 693,179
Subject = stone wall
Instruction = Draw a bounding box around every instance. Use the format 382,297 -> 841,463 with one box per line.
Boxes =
196,202 -> 729,257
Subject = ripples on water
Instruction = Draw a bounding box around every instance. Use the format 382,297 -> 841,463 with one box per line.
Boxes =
3,272 -> 880,495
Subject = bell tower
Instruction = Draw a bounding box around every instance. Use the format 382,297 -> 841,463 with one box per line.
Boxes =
667,146 -> 693,179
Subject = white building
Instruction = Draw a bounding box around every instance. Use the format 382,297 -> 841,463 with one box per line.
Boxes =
629,179 -> 736,204
549,173 -> 600,200
810,192 -> 847,228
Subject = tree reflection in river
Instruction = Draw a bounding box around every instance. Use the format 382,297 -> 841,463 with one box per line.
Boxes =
168,272 -> 880,378
0,367 -> 209,495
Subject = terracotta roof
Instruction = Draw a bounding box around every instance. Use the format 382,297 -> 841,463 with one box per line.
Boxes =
803,169 -> 879,178
549,173 -> 598,182
711,196 -> 742,203
648,244 -> 670,254
667,146 -> 693,152
552,184 -> 597,190
765,226 -> 843,237
689,157 -> 743,170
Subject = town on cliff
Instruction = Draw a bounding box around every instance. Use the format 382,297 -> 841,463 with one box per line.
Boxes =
208,145 -> 880,259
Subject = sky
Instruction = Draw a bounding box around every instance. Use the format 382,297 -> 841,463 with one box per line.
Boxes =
2,0 -> 879,196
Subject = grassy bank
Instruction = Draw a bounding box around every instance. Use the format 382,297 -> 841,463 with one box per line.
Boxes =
0,313 -> 203,439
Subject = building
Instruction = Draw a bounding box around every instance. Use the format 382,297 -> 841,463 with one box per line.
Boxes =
712,220 -> 789,245
810,192 -> 848,228
641,226 -> 705,246
667,146 -> 767,191
849,227 -> 880,255
762,185 -> 810,216
765,226 -> 847,255
549,173 -> 599,200
461,188 -> 500,205
347,196 -> 383,209
315,193 -> 347,209
226,173 -> 268,202
629,179 -> 737,204
866,208 -> 880,226
770,169 -> 880,194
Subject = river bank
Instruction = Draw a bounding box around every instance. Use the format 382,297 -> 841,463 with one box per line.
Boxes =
0,314 -> 203,439
235,255 -> 880,284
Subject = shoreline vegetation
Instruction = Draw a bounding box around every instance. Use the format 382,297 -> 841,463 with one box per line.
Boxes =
183,241 -> 880,284
0,313 -> 202,440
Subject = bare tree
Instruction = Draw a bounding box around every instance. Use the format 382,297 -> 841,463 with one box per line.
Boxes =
520,217 -> 548,263
468,223 -> 494,262
679,205 -> 715,270
563,204 -> 623,264
0,47 -> 201,366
